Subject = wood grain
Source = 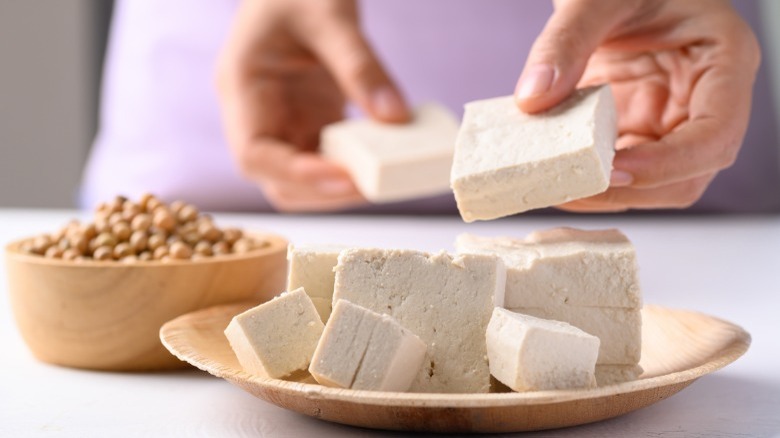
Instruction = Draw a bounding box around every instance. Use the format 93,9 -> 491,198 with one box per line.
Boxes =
5,233 -> 288,371
160,303 -> 750,433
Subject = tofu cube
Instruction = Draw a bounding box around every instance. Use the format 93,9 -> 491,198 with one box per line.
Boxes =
456,228 -> 642,366
451,86 -> 616,221
333,248 -> 506,393
224,288 -> 324,379
321,103 -> 458,203
309,299 -> 427,392
486,308 -> 600,392
286,244 -> 349,321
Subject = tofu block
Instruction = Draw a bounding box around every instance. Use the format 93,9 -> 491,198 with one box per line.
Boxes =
450,86 -> 616,221
286,244 -> 349,321
508,306 -> 641,365
595,364 -> 644,386
455,228 -> 641,308
224,288 -> 324,379
310,297 -> 333,322
351,316 -> 427,391
321,103 -> 458,203
486,308 -> 600,392
309,299 -> 427,392
308,299 -> 380,388
333,249 -> 506,393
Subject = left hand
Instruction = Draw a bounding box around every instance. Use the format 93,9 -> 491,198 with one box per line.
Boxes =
215,0 -> 409,212
515,0 -> 761,212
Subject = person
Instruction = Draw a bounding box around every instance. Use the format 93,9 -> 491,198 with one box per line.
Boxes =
80,0 -> 780,214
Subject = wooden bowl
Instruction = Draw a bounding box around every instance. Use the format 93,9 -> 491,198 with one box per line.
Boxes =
5,232 -> 287,371
160,303 -> 750,433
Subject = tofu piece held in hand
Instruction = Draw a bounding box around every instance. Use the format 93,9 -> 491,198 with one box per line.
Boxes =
451,86 -> 617,221
309,299 -> 427,392
321,103 -> 458,203
224,288 -> 324,379
486,308 -> 600,392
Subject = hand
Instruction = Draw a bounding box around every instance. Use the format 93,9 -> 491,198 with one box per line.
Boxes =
515,0 -> 760,212
216,0 -> 409,212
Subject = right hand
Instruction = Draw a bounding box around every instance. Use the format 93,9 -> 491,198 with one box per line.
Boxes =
216,0 -> 409,212
514,0 -> 760,212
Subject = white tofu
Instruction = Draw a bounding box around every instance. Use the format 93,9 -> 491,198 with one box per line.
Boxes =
508,306 -> 641,365
287,244 -> 350,321
310,299 -> 427,392
333,248 -> 506,393
351,318 -> 427,392
224,288 -> 324,379
486,308 -> 600,392
455,228 -> 641,308
595,364 -> 644,386
321,103 -> 458,203
308,299 -> 379,388
309,297 -> 333,322
450,86 -> 616,221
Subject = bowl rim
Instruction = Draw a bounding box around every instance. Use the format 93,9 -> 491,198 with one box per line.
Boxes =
4,231 -> 288,268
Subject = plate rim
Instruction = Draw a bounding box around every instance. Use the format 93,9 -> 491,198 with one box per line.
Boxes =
160,302 -> 751,408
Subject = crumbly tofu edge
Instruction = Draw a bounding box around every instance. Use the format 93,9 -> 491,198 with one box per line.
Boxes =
309,299 -> 377,388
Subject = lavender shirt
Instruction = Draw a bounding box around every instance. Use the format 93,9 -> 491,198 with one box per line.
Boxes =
80,0 -> 780,213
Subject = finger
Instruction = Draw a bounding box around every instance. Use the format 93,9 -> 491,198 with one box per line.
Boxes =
555,202 -> 628,213
612,11 -> 758,189
288,153 -> 360,195
609,133 -> 656,188
558,172 -> 716,211
613,63 -> 754,189
616,133 -> 658,151
262,180 -> 366,212
244,142 -> 367,212
515,0 -> 636,113
302,7 -> 410,123
233,137 -> 358,193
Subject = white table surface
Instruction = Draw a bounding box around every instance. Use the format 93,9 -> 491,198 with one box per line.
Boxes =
1,208 -> 779,437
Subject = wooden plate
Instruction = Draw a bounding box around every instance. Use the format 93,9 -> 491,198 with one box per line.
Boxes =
160,303 -> 750,433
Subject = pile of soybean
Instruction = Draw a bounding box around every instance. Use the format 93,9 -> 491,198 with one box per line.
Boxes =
20,194 -> 267,262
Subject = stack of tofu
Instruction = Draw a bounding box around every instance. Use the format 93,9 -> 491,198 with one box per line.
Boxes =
224,227 -> 643,394
456,228 -> 643,386
329,249 -> 505,393
226,247 -> 505,393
